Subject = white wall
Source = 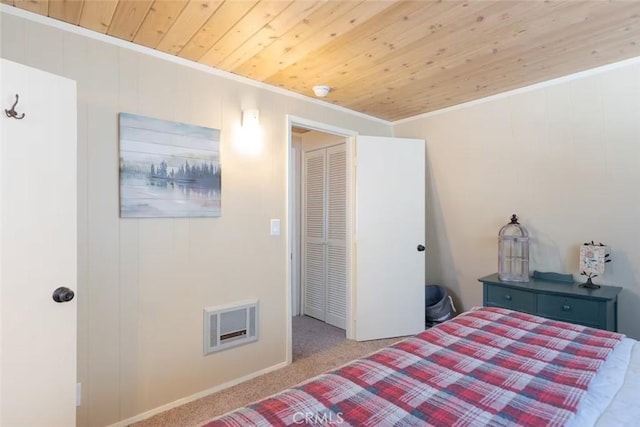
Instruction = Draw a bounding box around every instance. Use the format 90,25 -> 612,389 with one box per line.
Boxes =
394,61 -> 640,340
300,130 -> 347,151
0,10 -> 391,427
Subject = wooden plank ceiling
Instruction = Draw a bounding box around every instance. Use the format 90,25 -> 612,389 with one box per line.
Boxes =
6,0 -> 640,121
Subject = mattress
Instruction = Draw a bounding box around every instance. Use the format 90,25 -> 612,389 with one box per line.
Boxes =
568,337 -> 640,426
203,307 -> 629,426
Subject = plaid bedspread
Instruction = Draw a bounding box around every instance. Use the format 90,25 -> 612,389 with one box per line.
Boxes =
203,307 -> 624,427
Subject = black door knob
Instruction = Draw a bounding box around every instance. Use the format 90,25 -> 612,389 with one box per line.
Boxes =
52,287 -> 75,303
417,244 -> 426,252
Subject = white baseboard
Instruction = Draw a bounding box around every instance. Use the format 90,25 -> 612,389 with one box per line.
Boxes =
106,360 -> 289,427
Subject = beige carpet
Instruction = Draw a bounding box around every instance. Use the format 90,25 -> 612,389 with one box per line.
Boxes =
131,316 -> 403,427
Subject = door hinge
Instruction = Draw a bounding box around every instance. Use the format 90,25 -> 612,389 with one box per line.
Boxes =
76,382 -> 82,406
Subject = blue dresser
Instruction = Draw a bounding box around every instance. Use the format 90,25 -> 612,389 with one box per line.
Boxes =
479,273 -> 621,332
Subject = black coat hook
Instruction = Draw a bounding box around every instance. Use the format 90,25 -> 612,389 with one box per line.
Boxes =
5,94 -> 25,120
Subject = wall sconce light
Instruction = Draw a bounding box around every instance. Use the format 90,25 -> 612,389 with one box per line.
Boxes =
236,108 -> 263,155
242,109 -> 259,129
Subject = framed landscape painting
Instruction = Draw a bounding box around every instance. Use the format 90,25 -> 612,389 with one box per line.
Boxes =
119,113 -> 221,218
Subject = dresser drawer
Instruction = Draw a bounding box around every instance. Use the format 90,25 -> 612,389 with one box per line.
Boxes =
479,274 -> 621,332
537,294 -> 601,327
485,285 -> 536,314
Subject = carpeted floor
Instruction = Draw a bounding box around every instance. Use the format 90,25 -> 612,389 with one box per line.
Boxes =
292,314 -> 347,361
131,316 -> 402,427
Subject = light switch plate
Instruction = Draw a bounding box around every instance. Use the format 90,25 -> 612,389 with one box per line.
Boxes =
270,219 -> 281,236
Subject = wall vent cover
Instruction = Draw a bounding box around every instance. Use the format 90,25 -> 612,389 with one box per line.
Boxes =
204,300 -> 258,355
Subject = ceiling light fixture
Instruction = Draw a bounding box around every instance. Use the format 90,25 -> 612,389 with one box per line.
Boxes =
312,85 -> 331,97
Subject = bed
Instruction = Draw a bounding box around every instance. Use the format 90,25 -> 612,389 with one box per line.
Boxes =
203,306 -> 639,426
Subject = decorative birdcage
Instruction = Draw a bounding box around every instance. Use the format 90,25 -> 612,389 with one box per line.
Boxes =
498,214 -> 530,282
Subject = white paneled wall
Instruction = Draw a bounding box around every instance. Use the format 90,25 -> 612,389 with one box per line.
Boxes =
395,61 -> 640,340
0,11 -> 392,427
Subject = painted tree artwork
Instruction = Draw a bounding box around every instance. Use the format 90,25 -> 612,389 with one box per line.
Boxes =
119,113 -> 221,218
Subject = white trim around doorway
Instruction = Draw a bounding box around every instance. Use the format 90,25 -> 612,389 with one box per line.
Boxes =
285,116 -> 358,364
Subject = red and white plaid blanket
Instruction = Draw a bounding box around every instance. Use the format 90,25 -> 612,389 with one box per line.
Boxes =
203,307 -> 624,427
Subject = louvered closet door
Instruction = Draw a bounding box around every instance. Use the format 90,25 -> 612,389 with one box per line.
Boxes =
303,149 -> 326,321
325,145 -> 347,329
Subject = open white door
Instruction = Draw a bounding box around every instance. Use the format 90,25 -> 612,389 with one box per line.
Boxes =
1,59 -> 77,426
353,136 -> 425,341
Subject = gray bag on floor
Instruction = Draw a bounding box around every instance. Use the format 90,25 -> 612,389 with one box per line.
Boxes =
425,285 -> 456,328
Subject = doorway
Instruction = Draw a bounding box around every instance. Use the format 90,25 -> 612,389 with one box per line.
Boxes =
298,133 -> 347,329
286,117 -> 427,364
288,117 -> 355,364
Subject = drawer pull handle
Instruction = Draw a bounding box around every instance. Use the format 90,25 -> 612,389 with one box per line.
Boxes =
562,305 -> 571,311
504,295 -> 512,301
